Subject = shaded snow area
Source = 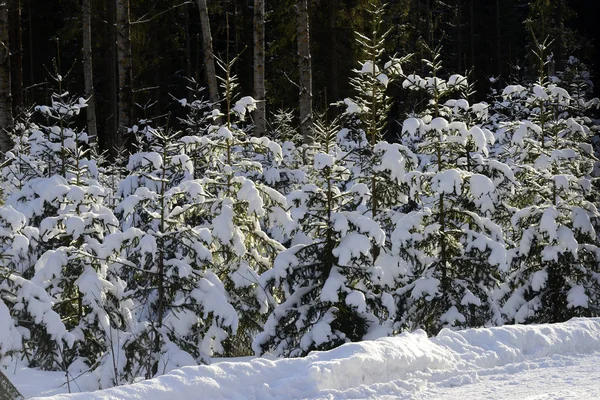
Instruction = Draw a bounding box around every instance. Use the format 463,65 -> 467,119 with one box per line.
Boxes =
10,318 -> 600,399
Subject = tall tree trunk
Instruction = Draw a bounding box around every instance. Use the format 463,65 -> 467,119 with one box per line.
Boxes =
296,0 -> 313,144
116,0 -> 132,150
456,0 -> 462,72
106,0 -> 118,151
0,1 -> 13,154
555,0 -> 564,72
328,0 -> 338,104
183,2 -> 193,99
151,25 -> 161,113
8,0 -> 21,112
425,0 -> 432,47
495,0 -> 501,77
82,0 -> 98,147
196,0 -> 219,105
469,0 -> 474,69
232,1 -> 239,78
253,0 -> 266,136
26,0 -> 31,89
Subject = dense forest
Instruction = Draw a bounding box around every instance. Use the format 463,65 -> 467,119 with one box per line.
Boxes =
0,0 -> 599,394
0,0 -> 599,152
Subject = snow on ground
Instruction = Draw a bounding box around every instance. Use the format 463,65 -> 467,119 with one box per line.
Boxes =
7,318 -> 600,399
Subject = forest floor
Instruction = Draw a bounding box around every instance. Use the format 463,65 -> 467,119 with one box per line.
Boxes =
8,318 -> 600,399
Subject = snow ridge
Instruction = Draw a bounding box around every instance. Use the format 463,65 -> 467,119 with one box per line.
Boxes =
34,318 -> 600,400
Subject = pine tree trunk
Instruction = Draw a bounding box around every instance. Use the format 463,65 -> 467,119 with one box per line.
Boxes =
296,0 -> 313,144
0,1 -> 13,154
232,1 -> 239,78
556,0 -> 564,71
116,0 -> 132,150
456,0 -> 462,72
328,1 -> 338,104
196,0 -> 219,106
0,370 -> 23,400
425,0 -> 431,47
495,0 -> 501,77
106,0 -> 118,151
82,0 -> 98,147
253,0 -> 266,136
8,0 -> 21,112
183,3 -> 193,99
469,0 -> 474,69
150,26 -> 161,113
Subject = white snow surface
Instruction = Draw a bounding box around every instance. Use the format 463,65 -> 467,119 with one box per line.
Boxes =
11,318 -> 600,399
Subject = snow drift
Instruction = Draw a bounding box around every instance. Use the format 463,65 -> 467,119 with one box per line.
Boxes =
33,318 -> 600,400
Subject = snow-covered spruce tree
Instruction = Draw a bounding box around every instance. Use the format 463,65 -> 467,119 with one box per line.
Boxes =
0,111 -> 40,273
124,55 -> 292,362
176,79 -> 218,137
339,1 -> 413,217
32,88 -> 91,180
0,101 -> 77,371
187,55 -> 288,190
7,91 -> 114,261
0,267 -> 74,372
269,108 -> 300,143
202,56 -> 294,356
0,108 -> 40,200
254,146 -> 401,357
328,3 -> 424,330
0,293 -> 21,367
27,236 -> 134,386
253,4 -> 416,356
256,108 -> 307,196
0,205 -> 36,364
174,84 -> 221,183
557,56 -> 599,117
0,204 -> 37,276
114,123 -> 240,378
0,84 -> 136,390
391,46 -> 509,334
499,37 -> 600,324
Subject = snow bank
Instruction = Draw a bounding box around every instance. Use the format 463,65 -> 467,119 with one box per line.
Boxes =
30,318 -> 600,400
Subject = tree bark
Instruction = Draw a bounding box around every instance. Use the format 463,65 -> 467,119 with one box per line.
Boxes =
116,0 -> 132,150
150,25 -> 161,114
495,0 -> 501,77
106,0 -> 118,152
425,0 -> 431,47
196,0 -> 219,106
183,2 -> 193,99
0,1 -> 13,154
469,0 -> 474,69
328,0 -> 338,105
555,0 -> 564,72
0,370 -> 23,400
296,0 -> 313,144
26,0 -> 31,88
253,0 -> 266,136
456,0 -> 462,72
233,1 -> 239,78
82,0 -> 98,147
8,0 -> 21,112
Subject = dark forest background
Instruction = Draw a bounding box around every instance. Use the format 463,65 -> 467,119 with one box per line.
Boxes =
6,0 -> 600,153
